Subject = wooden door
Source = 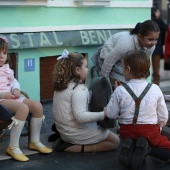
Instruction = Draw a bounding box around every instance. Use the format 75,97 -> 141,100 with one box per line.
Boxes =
8,53 -> 17,78
40,53 -> 87,101
40,56 -> 57,101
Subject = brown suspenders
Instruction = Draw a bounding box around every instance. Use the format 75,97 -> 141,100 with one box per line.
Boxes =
122,83 -> 152,125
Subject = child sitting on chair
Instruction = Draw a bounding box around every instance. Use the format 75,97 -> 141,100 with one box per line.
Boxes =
105,50 -> 170,169
0,37 -> 52,162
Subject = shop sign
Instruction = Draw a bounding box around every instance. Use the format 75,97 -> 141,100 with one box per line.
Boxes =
0,29 -> 126,49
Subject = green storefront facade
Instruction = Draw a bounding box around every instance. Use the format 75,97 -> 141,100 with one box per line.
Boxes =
0,0 -> 153,101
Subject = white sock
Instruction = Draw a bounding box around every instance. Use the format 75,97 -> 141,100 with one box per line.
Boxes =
12,147 -> 23,155
9,118 -> 25,154
30,117 -> 43,144
34,141 -> 46,148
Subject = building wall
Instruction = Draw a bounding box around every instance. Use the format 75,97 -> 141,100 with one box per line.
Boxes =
0,6 -> 150,31
0,0 -> 153,101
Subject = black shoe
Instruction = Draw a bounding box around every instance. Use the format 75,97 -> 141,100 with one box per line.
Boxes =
48,132 -> 60,142
119,138 -> 135,168
131,137 -> 150,170
48,123 -> 60,142
52,138 -> 74,152
51,123 -> 58,132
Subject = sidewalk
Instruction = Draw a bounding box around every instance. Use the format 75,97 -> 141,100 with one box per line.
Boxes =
0,59 -> 170,169
159,59 -> 170,110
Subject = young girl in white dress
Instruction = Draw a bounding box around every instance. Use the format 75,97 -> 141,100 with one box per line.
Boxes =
52,50 -> 119,152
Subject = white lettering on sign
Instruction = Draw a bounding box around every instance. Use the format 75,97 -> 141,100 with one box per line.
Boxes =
1,29 -> 124,49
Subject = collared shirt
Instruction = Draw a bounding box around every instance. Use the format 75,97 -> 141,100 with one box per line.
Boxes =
100,32 -> 155,83
106,79 -> 168,127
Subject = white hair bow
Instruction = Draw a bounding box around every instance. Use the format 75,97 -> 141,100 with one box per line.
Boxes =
57,49 -> 69,60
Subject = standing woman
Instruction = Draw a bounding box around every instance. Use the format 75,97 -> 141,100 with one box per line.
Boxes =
99,20 -> 160,85
151,7 -> 167,85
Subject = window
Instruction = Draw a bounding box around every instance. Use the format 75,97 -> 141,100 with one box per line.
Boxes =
73,0 -> 110,6
47,0 -> 110,7
0,0 -> 47,6
47,0 -> 152,8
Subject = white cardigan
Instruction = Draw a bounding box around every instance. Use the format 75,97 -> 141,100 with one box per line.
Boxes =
52,81 -> 109,145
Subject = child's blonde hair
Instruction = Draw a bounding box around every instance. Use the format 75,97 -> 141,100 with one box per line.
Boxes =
122,50 -> 150,79
52,52 -> 86,91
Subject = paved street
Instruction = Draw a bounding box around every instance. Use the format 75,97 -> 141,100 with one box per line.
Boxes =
0,59 -> 170,169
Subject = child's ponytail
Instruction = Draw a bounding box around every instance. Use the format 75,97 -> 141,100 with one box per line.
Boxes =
130,22 -> 142,35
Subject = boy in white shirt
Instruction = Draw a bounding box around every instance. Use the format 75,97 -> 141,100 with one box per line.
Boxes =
105,50 -> 170,169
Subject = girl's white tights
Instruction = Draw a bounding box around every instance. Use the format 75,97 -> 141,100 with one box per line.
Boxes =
30,116 -> 45,147
9,116 -> 46,155
9,118 -> 25,154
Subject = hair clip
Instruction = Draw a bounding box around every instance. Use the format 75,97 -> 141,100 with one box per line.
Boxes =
0,36 -> 9,43
57,49 -> 69,60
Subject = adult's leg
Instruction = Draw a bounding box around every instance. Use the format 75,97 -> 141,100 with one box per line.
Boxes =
150,146 -> 170,162
152,54 -> 161,85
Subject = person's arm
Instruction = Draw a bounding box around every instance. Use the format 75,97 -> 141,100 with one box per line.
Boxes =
0,77 -> 20,99
11,78 -> 21,99
0,92 -> 5,99
0,91 -> 16,99
72,85 -> 104,123
147,45 -> 155,58
106,88 -> 120,119
100,37 -> 131,78
11,78 -> 20,91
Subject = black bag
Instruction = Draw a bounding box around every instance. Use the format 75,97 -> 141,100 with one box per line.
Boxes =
89,76 -> 116,128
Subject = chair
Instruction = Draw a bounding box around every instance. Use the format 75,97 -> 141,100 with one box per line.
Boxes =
0,91 -> 31,143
